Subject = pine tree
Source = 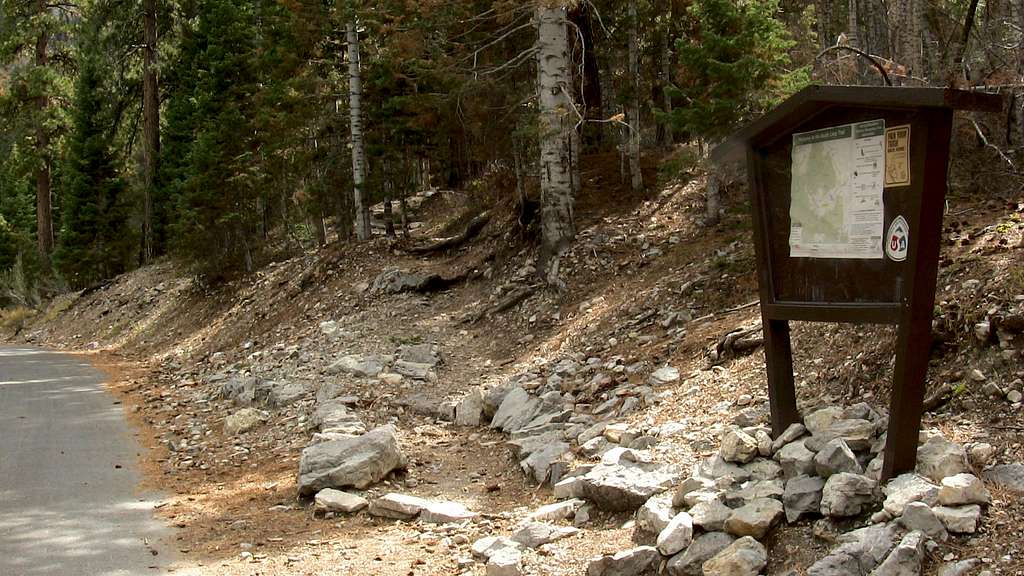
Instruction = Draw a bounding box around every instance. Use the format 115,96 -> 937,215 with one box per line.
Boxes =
54,26 -> 134,289
670,0 -> 808,141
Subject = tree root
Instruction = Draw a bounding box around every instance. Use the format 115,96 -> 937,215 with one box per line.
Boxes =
459,285 -> 536,324
405,211 -> 492,255
710,323 -> 764,364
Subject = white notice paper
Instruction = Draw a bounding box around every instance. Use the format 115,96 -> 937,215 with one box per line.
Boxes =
790,119 -> 885,259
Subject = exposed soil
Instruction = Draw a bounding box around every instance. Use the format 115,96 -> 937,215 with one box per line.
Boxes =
7,143 -> 1024,575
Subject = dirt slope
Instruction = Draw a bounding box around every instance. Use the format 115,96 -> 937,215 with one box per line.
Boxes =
7,144 -> 1024,575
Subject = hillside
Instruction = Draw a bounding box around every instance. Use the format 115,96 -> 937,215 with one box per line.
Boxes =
5,144 -> 1024,576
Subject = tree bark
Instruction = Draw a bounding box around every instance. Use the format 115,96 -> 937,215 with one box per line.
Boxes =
536,3 -> 576,286
569,4 -> 602,146
142,0 -> 160,262
661,27 -> 674,148
705,161 -> 722,226
627,0 -> 643,192
347,20 -> 371,241
895,0 -> 922,83
34,0 -> 53,259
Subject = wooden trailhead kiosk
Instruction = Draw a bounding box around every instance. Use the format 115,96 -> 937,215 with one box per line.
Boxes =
716,85 -> 1003,480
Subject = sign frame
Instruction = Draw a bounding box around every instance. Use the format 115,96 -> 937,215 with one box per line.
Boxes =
715,86 -> 1002,480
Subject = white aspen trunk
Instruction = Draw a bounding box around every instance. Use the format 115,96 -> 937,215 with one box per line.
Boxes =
347,21 -> 371,241
627,0 -> 643,192
536,3 -> 576,286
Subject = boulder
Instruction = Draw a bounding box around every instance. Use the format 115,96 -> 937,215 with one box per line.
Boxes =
520,442 -> 572,484
697,455 -> 753,484
579,461 -> 680,512
420,500 -> 477,523
656,512 -> 694,556
808,523 -> 899,576
667,532 -> 735,576
455,387 -> 485,426
673,476 -> 718,508
314,489 -> 368,514
724,479 -> 783,507
916,436 -> 969,483
938,473 -> 990,506
490,388 -> 535,430
771,423 -> 807,454
636,495 -> 674,534
806,419 -> 876,452
814,438 -> 863,478
511,521 -> 579,548
224,408 -> 263,435
394,360 -> 434,380
805,406 -> 844,435
724,498 -> 783,539
487,548 -> 523,576
526,499 -> 585,523
554,476 -> 586,500
868,531 -> 924,576
720,430 -> 759,464
898,502 -> 947,541
472,536 -> 523,560
783,475 -> 826,523
755,430 -> 773,457
702,536 -> 767,576
267,381 -> 307,407
327,354 -> 387,378
587,546 -> 661,576
690,499 -> 733,532
776,440 -> 816,479
743,458 -> 783,481
882,474 -> 938,516
820,473 -> 877,518
297,425 -> 407,496
933,504 -> 981,534
983,463 -> 1024,493
650,366 -> 680,385
221,376 -> 272,407
367,493 -> 430,519
397,343 -> 439,366
936,559 -> 981,576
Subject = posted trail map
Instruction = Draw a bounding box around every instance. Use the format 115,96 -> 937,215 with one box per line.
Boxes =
789,119 -> 885,259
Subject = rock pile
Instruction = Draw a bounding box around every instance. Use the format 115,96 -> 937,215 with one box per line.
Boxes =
574,403 -> 1000,576
449,358 -> 670,488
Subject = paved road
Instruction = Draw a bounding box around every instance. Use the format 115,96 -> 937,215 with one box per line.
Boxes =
0,346 -> 174,576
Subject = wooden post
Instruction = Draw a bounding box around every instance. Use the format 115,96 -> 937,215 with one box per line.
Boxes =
882,108 -> 952,479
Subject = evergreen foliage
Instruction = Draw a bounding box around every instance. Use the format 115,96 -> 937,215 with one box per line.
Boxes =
670,0 -> 809,140
54,20 -> 135,289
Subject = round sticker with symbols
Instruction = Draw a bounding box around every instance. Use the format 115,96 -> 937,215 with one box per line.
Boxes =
886,216 -> 909,262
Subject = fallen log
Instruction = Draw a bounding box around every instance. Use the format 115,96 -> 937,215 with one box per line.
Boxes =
405,211 -> 491,255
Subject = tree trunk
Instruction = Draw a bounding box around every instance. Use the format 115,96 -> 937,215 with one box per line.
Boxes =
817,0 -> 833,50
142,0 -> 160,262
536,3 -> 576,286
627,0 -> 643,192
661,28 -> 674,148
347,20 -> 371,241
705,162 -> 723,226
383,197 -> 395,238
895,0 -> 922,83
569,4 -> 602,146
34,0 -> 52,259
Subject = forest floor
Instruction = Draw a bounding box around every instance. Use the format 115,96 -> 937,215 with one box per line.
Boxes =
5,144 -> 1024,576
